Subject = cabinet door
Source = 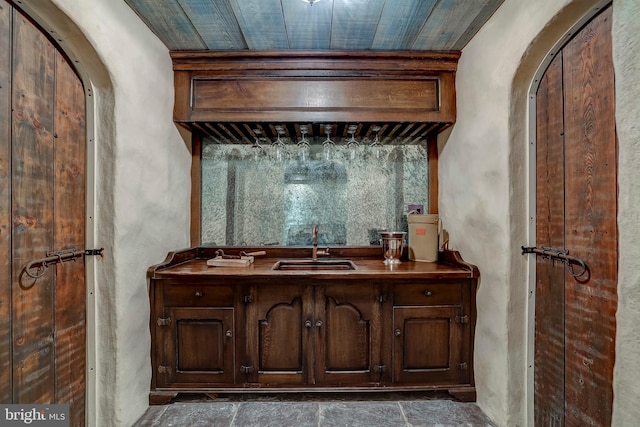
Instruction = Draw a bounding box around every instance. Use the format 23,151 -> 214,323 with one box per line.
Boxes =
246,284 -> 313,385
157,307 -> 234,387
314,284 -> 385,385
393,306 -> 468,384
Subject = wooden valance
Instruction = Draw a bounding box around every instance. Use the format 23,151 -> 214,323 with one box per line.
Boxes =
171,51 -> 459,125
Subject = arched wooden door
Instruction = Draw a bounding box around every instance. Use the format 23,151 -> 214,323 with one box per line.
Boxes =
534,5 -> 617,426
1,1 -> 87,425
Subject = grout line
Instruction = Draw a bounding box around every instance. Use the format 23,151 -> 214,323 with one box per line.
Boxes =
229,402 -> 240,427
317,401 -> 323,427
397,401 -> 410,427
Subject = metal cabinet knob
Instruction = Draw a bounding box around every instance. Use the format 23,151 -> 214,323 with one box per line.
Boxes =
395,328 -> 402,336
316,320 -> 323,328
225,329 -> 232,338
305,320 -> 312,329
424,290 -> 432,297
194,291 -> 203,297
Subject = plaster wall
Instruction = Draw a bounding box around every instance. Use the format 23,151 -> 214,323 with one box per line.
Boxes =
611,1 -> 640,424
441,0 -> 640,425
21,0 -> 191,425
17,0 -> 640,425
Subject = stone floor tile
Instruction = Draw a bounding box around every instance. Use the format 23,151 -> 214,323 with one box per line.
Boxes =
147,402 -> 238,427
400,400 -> 496,427
132,405 -> 168,427
319,402 -> 407,427
232,401 -> 319,427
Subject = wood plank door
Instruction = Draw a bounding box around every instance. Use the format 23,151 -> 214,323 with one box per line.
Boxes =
534,5 -> 617,426
0,2 -> 87,425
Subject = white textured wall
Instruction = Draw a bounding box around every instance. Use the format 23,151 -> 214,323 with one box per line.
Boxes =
611,1 -> 640,424
442,0 -> 639,425
18,0 -> 640,425
21,0 -> 191,425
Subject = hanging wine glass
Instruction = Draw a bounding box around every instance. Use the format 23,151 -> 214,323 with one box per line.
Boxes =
273,125 -> 287,162
322,124 -> 335,161
251,129 -> 264,161
346,124 -> 359,161
297,124 -> 310,161
369,126 -> 383,160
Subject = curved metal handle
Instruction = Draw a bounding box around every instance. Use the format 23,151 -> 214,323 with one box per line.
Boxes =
23,248 -> 104,279
521,246 -> 588,278
305,320 -> 312,329
424,290 -> 432,297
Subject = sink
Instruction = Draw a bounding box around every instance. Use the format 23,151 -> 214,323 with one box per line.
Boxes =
272,259 -> 357,271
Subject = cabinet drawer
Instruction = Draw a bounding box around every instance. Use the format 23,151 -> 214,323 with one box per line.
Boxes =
163,284 -> 234,307
393,283 -> 462,306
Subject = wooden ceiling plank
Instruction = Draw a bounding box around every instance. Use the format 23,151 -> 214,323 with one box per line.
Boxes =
412,0 -> 490,50
451,0 -> 505,49
177,0 -> 246,49
125,0 -> 206,50
228,0 -> 289,49
372,0 -> 437,50
331,0 -> 387,49
282,0 -> 332,49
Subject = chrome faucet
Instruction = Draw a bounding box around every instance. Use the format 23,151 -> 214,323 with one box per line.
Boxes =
311,225 -> 330,261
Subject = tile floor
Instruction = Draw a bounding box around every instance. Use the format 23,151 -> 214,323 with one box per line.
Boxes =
133,393 -> 496,427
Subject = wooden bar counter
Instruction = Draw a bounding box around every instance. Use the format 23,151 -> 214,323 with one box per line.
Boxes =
147,247 -> 479,404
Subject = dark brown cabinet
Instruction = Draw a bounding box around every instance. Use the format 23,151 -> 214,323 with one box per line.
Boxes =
392,283 -> 471,385
148,249 -> 478,403
162,307 -> 235,386
314,283 -> 385,385
243,282 -> 384,386
244,283 -> 310,385
151,281 -> 239,393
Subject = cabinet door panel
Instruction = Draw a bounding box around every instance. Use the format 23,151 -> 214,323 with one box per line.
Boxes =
247,284 -> 312,385
159,307 -> 234,386
403,317 -> 450,369
393,306 -> 467,384
315,284 -> 383,385
259,298 -> 303,371
324,297 -> 369,370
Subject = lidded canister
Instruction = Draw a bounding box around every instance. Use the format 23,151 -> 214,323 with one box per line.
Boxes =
407,214 -> 439,262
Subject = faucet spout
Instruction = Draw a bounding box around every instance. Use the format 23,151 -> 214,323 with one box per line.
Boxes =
311,225 -> 329,261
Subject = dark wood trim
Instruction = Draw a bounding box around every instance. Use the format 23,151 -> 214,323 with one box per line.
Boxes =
172,51 -> 458,124
190,133 -> 201,246
428,134 -> 439,214
170,50 -> 461,72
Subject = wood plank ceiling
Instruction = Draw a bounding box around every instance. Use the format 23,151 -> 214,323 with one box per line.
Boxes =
124,0 -> 505,143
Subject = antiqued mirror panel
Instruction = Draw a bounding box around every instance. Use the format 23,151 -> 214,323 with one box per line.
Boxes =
200,137 -> 429,246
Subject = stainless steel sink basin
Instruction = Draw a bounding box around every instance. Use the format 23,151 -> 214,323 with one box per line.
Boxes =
272,259 -> 357,271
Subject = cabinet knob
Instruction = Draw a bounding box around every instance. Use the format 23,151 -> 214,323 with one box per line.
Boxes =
424,290 -> 432,297
305,320 -> 312,329
194,291 -> 203,297
395,328 -> 402,336
316,320 -> 323,328
225,329 -> 232,338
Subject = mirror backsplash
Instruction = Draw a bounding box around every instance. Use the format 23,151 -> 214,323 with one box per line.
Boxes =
201,139 -> 429,246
